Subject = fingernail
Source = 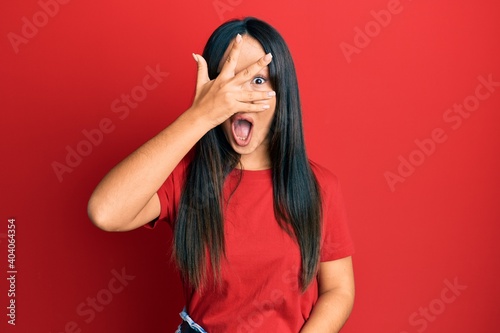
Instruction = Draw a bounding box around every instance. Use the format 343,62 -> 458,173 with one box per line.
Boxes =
262,104 -> 270,109
268,91 -> 276,97
236,34 -> 242,43
192,53 -> 198,62
264,53 -> 273,62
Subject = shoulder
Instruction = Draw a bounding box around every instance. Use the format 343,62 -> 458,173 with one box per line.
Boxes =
171,149 -> 195,178
157,149 -> 195,196
308,159 -> 340,190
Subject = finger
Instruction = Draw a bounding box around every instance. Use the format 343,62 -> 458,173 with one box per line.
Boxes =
233,53 -> 273,83
236,90 -> 276,102
193,53 -> 210,90
236,101 -> 272,113
219,34 -> 243,78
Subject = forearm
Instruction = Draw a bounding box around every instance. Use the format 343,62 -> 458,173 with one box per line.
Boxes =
300,289 -> 354,333
88,107 -> 211,231
88,38 -> 274,232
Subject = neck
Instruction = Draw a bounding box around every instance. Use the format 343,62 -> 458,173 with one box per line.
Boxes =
238,154 -> 271,170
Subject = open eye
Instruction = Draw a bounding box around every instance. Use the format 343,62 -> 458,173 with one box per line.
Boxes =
252,77 -> 267,85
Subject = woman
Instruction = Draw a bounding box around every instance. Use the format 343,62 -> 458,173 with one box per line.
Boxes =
88,17 -> 354,332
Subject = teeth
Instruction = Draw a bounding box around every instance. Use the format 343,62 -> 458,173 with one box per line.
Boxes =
237,136 -> 248,140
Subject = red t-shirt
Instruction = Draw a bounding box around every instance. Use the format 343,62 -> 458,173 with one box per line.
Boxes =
149,157 -> 354,332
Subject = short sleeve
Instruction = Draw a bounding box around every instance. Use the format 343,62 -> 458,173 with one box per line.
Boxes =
144,154 -> 190,229
310,161 -> 355,262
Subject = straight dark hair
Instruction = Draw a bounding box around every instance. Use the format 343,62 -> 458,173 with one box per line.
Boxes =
174,17 -> 322,292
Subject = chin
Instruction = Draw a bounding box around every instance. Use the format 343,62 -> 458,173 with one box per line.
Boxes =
228,140 -> 259,155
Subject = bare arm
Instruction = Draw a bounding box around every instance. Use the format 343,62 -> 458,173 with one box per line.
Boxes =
300,257 -> 355,333
88,34 -> 274,231
87,109 -> 211,231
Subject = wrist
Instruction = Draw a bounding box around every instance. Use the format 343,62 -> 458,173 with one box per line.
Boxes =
181,106 -> 217,134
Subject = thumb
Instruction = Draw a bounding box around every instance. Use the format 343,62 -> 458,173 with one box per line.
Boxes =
193,53 -> 210,89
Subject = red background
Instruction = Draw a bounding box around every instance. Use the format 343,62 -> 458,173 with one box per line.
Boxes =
1,0 -> 499,332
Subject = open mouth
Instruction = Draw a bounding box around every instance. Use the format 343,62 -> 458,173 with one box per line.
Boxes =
231,116 -> 253,147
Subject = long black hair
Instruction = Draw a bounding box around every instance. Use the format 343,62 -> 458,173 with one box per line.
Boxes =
174,17 -> 322,292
